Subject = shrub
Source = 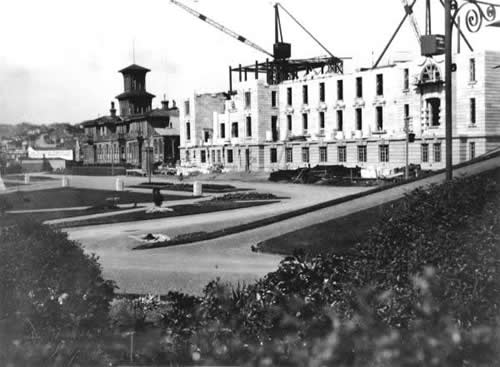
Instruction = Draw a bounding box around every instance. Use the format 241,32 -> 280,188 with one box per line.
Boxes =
0,219 -> 116,366
152,188 -> 163,207
151,170 -> 500,366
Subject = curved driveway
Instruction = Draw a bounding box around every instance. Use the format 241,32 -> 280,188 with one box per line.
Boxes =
64,157 -> 500,295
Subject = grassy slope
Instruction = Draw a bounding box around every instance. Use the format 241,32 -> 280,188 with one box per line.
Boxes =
255,200 -> 400,256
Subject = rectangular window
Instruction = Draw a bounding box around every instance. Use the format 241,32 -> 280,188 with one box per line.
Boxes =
356,77 -> 363,98
227,149 -> 233,163
319,111 -> 325,130
470,142 -> 476,160
245,91 -> 251,108
217,150 -> 221,163
357,145 -> 367,162
421,144 -> 429,163
270,148 -> 278,163
271,116 -> 279,142
201,150 -> 206,163
204,130 -> 210,143
302,147 -> 310,163
220,123 -> 225,139
404,68 -> 409,90
287,115 -> 292,131
337,110 -> 344,131
470,98 -> 476,124
184,100 -> 190,115
302,85 -> 309,104
379,145 -> 389,162
319,82 -> 326,102
319,146 -> 328,162
376,106 -> 383,131
337,80 -> 344,100
231,122 -> 239,138
338,146 -> 347,163
470,58 -> 476,82
271,91 -> 277,107
287,87 -> 293,105
302,113 -> 309,133
186,122 -> 191,141
186,150 -> 190,162
404,104 -> 410,119
376,74 -> 384,96
286,147 -> 293,163
433,143 -> 442,162
212,150 -> 216,163
356,108 -> 363,130
246,116 -> 252,137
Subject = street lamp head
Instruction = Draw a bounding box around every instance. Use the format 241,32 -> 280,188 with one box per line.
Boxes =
487,20 -> 500,27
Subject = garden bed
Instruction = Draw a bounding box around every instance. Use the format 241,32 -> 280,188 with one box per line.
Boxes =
130,182 -> 246,193
211,192 -> 279,201
53,200 -> 278,229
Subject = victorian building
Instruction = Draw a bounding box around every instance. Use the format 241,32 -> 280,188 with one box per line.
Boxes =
179,50 -> 500,174
81,64 -> 180,169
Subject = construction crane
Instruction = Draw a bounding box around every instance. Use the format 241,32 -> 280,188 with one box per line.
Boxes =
169,0 -> 344,88
401,0 -> 422,44
169,0 -> 274,58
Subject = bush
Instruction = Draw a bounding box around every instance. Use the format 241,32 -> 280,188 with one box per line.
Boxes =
0,220 -> 116,366
152,188 -> 163,207
150,170 -> 500,366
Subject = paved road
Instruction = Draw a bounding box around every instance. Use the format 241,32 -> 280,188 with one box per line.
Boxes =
65,157 -> 500,295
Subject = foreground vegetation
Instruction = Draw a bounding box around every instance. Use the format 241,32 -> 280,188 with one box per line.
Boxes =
1,169 -> 499,366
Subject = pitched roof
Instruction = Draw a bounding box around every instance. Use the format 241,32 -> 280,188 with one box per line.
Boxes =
118,64 -> 151,73
81,115 -> 122,127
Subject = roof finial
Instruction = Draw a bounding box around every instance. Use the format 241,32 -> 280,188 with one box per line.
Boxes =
132,38 -> 136,64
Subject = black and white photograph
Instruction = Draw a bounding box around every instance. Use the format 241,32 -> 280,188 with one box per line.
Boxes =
1,0 -> 499,366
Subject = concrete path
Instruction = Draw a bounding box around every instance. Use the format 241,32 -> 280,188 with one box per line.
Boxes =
64,155 -> 500,295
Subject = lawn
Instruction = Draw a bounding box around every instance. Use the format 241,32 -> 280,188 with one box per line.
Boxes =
53,200 -> 278,228
1,187 -> 191,210
254,199 -> 400,256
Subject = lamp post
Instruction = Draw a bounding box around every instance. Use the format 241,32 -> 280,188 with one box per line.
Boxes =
443,0 -> 500,180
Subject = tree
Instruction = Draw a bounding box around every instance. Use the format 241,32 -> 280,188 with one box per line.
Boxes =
0,219 -> 116,366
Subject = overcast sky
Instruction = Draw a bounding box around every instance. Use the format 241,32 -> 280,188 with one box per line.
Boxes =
1,0 -> 500,125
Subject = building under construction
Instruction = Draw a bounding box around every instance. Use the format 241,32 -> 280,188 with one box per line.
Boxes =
175,1 -> 500,175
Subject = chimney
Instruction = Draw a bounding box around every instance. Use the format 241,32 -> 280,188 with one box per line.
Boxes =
161,99 -> 170,110
110,101 -> 117,117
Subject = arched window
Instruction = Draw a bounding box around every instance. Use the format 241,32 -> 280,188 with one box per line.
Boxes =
420,63 -> 442,84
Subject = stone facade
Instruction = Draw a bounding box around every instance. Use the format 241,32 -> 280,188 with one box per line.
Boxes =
180,50 -> 500,173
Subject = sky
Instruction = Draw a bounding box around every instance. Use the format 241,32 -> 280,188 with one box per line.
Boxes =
1,0 -> 500,125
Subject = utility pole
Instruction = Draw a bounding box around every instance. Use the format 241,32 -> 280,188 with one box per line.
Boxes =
405,117 -> 410,180
444,0 -> 453,181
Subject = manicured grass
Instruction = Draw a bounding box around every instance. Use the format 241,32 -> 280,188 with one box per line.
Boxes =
254,200 -> 400,256
1,188 -> 190,210
0,207 -> 126,227
53,200 -> 278,228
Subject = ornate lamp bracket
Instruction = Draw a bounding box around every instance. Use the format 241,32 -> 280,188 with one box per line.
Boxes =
452,0 -> 500,33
